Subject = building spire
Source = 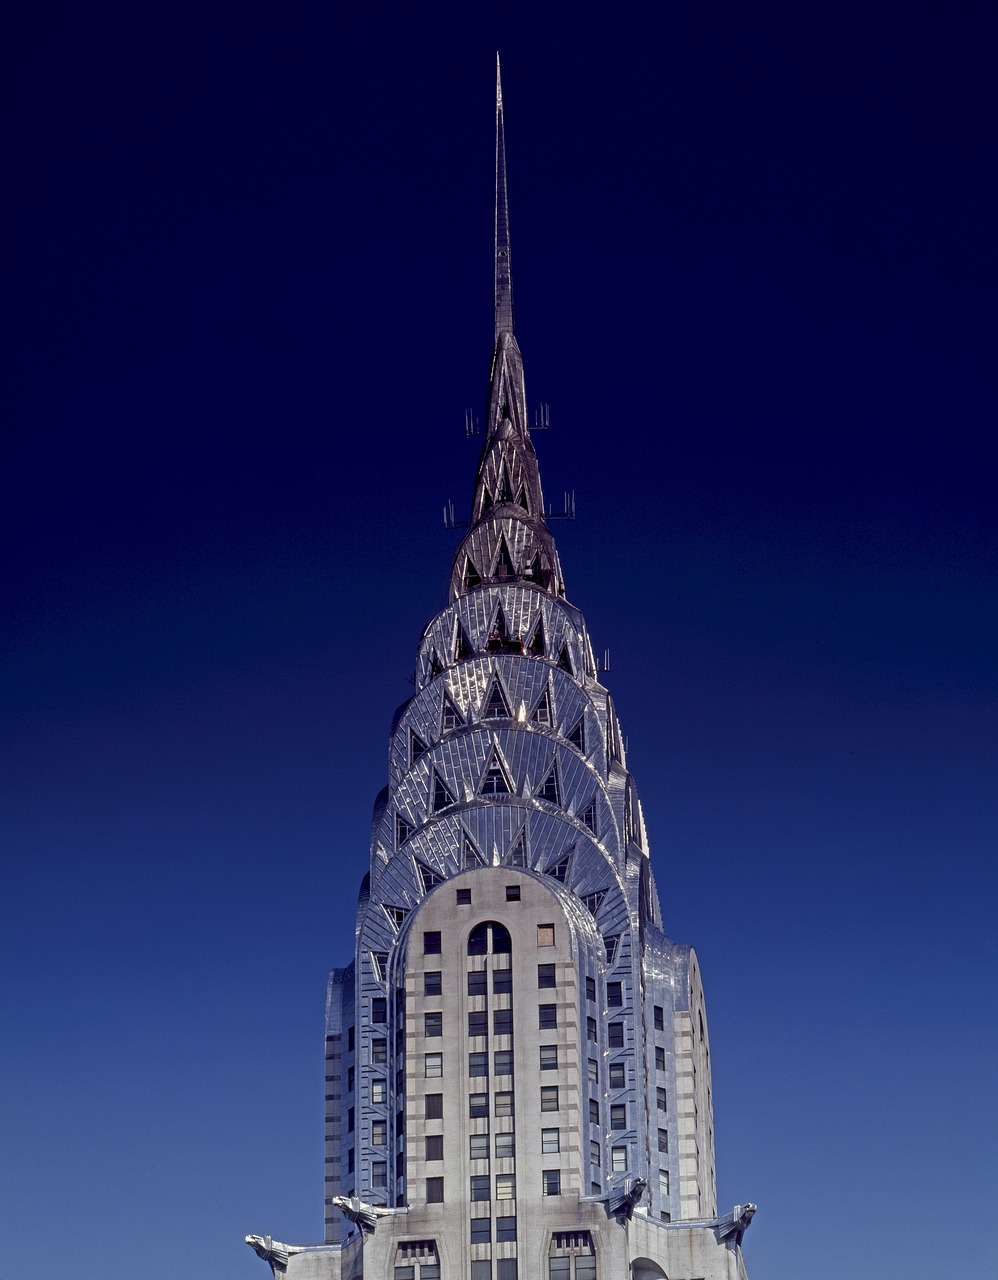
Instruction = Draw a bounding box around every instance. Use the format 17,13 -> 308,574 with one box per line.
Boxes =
447,58 -> 566,603
495,53 -> 513,341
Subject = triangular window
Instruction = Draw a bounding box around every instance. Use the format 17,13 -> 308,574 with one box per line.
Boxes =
547,851 -> 572,884
497,465 -> 513,504
493,537 -> 516,582
531,688 -> 553,726
462,832 -> 487,868
480,750 -> 512,796
455,622 -> 474,661
383,905 -> 409,929
579,797 -> 598,834
416,860 -> 444,893
486,608 -> 509,653
604,933 -> 620,964
558,642 -> 574,675
395,812 -> 415,848
429,651 -> 443,676
432,771 -> 455,813
464,557 -> 482,591
481,486 -> 493,511
529,614 -> 547,656
441,694 -> 462,733
583,889 -> 607,916
516,485 -> 529,512
483,678 -> 511,720
409,731 -> 428,764
524,551 -> 543,585
507,828 -> 528,867
371,951 -> 389,982
567,715 -> 585,752
536,760 -> 561,805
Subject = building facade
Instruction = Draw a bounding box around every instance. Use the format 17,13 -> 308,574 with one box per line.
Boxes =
247,61 -> 754,1280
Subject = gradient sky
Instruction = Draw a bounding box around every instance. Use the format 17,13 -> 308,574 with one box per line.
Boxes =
4,6 -> 996,1279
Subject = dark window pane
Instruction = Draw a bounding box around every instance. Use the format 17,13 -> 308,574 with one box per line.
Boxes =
496,1215 -> 517,1242
608,1022 -> 624,1048
424,972 -> 442,996
537,964 -> 556,989
468,970 -> 488,996
607,981 -> 623,1007
469,1092 -> 488,1118
469,1052 -> 489,1077
425,1093 -> 443,1119
538,1004 -> 558,1029
492,969 -> 512,994
468,1011 -> 488,1036
493,1008 -> 513,1035
426,1177 -> 444,1203
425,1012 -> 442,1037
425,1135 -> 443,1160
424,931 -> 442,955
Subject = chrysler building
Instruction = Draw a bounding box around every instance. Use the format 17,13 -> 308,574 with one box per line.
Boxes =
246,58 -> 755,1280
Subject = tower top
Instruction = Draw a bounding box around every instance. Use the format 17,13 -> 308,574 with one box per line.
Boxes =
494,53 -> 513,341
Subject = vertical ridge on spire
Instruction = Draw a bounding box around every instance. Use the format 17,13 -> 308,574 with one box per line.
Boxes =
495,53 -> 514,341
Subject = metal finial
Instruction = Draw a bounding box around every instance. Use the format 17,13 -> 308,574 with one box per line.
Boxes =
495,53 -> 514,340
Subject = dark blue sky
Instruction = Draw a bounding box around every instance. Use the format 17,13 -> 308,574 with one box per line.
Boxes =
4,6 -> 996,1278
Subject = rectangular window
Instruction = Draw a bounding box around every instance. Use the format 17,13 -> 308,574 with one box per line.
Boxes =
470,1173 -> 490,1201
471,1263 -> 490,1280
468,970 -> 488,997
590,1138 -> 601,1166
347,1066 -> 355,1092
347,1147 -> 354,1172
537,963 -> 556,988
456,888 -> 472,904
654,1005 -> 664,1031
505,884 -> 521,901
468,1011 -> 488,1036
586,1016 -> 597,1042
588,1058 -> 598,1084
495,1173 -> 516,1200
542,1169 -> 561,1195
538,1004 -> 558,1029
541,1128 -> 560,1153
426,1135 -> 443,1161
659,1169 -> 670,1197
372,1077 -> 388,1104
576,1259 -> 595,1280
424,1012 -> 442,1037
494,1091 -> 514,1117
493,1009 -> 513,1035
469,1092 -> 488,1118
347,1026 -> 355,1051
550,1263 -> 570,1280
657,1087 -> 668,1113
372,1161 -> 387,1188
348,1107 -> 355,1132
539,1045 -> 558,1070
426,1176 -> 444,1203
611,1145 -> 627,1172
608,1022 -> 624,1048
497,1261 -> 518,1280
537,924 -> 555,947
496,1215 -> 517,1241
586,976 -> 597,1001
655,1046 -> 666,1071
469,1133 -> 490,1160
471,1217 -> 491,1244
424,971 -> 442,996
469,1052 -> 489,1077
372,1038 -> 387,1064
423,930 -> 442,954
610,1103 -> 627,1130
395,1268 -> 414,1280
372,1120 -> 387,1145
608,1062 -> 625,1089
494,1049 -> 513,1077
589,1099 -> 600,1126
540,1086 -> 559,1112
425,1093 -> 443,1119
658,1127 -> 669,1153
372,998 -> 387,1024
495,1131 -> 515,1158
424,1053 -> 443,1078
492,967 -> 512,994
607,981 -> 623,1007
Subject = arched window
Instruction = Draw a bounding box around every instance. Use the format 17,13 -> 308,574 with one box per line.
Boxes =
467,921 -> 512,955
